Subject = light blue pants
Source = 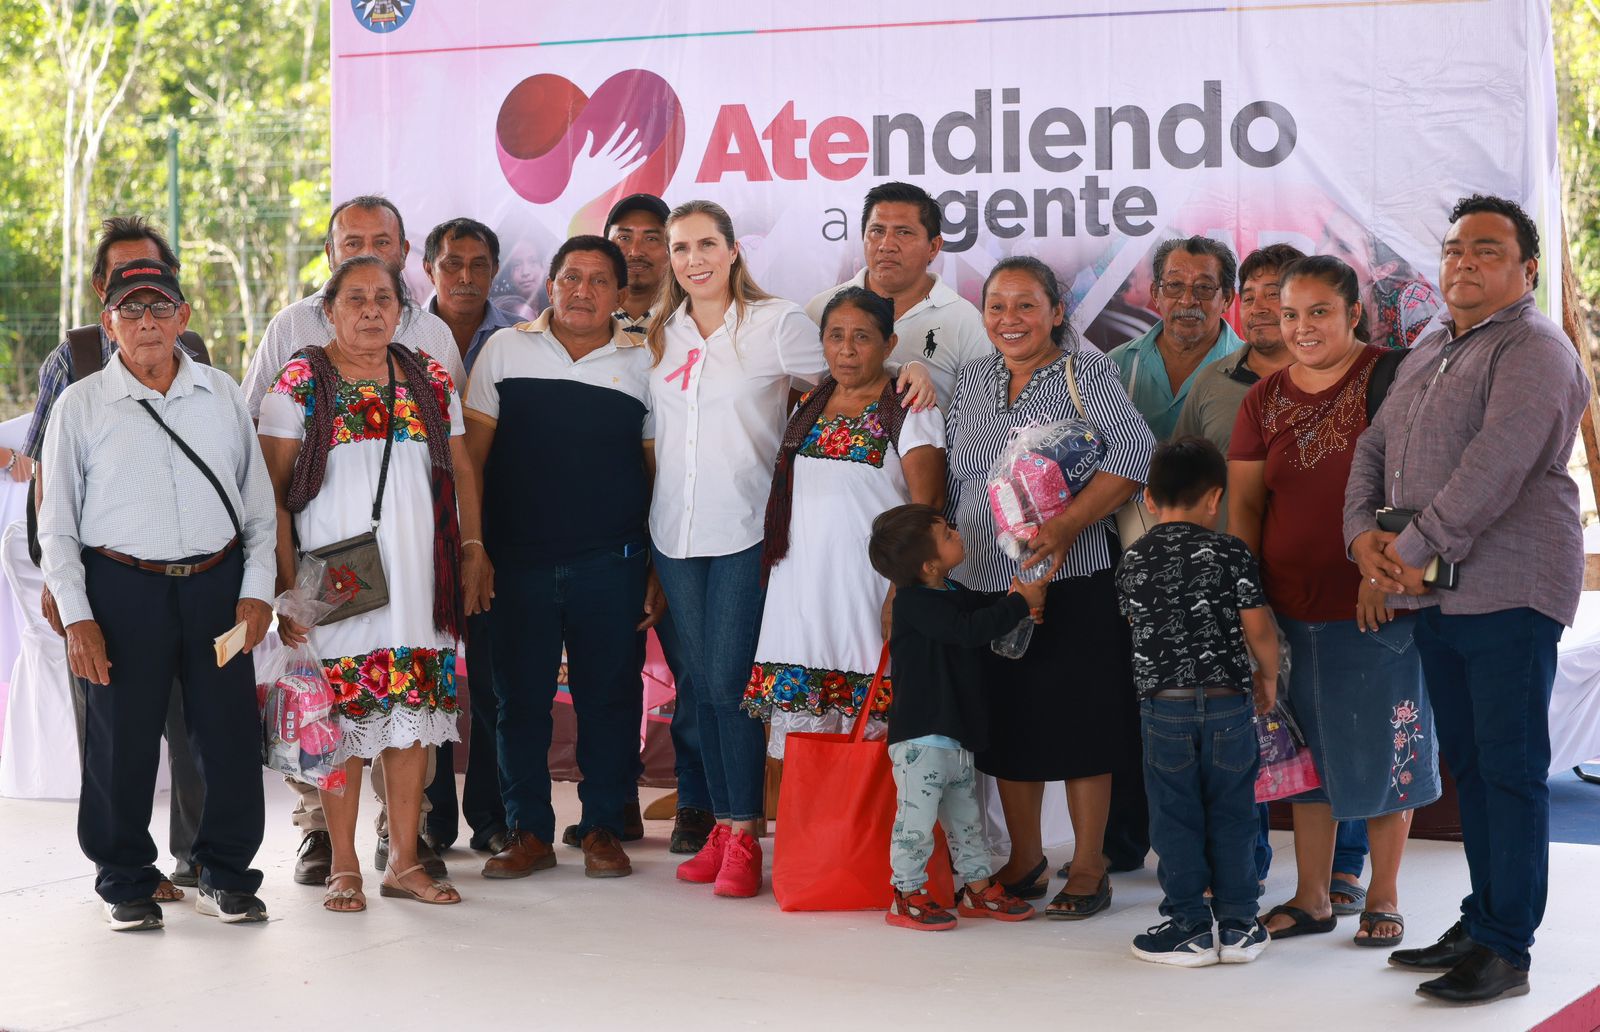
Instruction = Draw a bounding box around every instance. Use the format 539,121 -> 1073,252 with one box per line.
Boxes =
888,741 -> 991,893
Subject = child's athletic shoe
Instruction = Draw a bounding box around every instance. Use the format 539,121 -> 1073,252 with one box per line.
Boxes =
1218,917 -> 1270,964
1131,920 -> 1220,967
886,889 -> 957,931
956,882 -> 1035,921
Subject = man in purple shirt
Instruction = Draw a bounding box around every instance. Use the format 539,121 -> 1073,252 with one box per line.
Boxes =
1344,195 -> 1589,1005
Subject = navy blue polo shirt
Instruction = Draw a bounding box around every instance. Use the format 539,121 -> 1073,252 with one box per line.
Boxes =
464,311 -> 653,565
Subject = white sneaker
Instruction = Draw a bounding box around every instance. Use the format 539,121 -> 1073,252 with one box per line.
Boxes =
1218,918 -> 1270,963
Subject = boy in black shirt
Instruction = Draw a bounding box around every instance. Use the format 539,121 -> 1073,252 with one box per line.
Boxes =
868,504 -> 1047,930
1116,438 -> 1280,967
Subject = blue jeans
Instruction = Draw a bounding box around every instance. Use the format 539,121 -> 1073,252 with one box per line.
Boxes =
1414,606 -> 1561,971
651,544 -> 766,821
1255,811 -> 1369,882
490,546 -> 647,842
1142,693 -> 1260,930
653,610 -> 711,813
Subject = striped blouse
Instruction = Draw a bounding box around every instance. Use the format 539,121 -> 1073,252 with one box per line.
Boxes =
946,347 -> 1155,592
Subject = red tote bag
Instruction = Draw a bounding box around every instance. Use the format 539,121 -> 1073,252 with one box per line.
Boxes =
772,644 -> 956,912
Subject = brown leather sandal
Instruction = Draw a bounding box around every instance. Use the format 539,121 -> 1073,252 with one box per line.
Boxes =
379,864 -> 461,905
323,871 -> 366,913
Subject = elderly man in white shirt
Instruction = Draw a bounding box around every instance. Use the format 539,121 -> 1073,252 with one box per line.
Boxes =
240,195 -> 466,419
40,259 -> 276,932
805,181 -> 992,406
239,194 -> 461,885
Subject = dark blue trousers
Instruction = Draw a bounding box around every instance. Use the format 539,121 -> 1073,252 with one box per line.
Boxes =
1414,606 -> 1561,970
77,548 -> 264,903
490,546 -> 646,842
425,610 -> 509,849
650,610 -> 711,813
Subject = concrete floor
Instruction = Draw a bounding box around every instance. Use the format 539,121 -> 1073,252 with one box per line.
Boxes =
1,775 -> 1597,1032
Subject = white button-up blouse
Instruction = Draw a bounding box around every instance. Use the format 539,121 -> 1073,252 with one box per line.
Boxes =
649,297 -> 826,559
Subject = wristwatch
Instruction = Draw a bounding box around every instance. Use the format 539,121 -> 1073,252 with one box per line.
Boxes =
1,449 -> 16,474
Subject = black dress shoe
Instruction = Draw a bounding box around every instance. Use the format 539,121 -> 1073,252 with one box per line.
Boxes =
374,835 -> 449,879
293,830 -> 332,886
1416,945 -> 1530,1005
1389,920 -> 1476,971
470,829 -> 510,855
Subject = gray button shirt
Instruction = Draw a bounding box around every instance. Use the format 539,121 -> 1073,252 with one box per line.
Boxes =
1342,294 -> 1589,626
39,349 -> 278,627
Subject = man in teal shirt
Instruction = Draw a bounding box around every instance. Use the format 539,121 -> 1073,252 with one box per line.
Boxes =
1108,236 -> 1243,440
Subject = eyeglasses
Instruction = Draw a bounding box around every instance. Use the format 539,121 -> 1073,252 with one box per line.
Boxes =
111,301 -> 180,319
1157,280 -> 1222,302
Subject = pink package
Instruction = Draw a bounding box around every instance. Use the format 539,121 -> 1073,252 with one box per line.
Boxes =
987,452 -> 1074,542
1255,748 -> 1323,803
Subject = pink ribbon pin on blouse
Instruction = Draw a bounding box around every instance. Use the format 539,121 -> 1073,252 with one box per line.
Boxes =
666,347 -> 702,391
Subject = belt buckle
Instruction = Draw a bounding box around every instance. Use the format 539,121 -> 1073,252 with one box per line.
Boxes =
165,563 -> 194,578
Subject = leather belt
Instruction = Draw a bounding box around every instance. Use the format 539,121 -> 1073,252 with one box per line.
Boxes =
93,536 -> 239,578
1144,686 -> 1248,701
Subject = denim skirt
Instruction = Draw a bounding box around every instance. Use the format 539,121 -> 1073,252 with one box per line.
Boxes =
1278,613 -> 1441,820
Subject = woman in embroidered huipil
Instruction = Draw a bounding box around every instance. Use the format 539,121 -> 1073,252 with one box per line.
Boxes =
259,256 -> 489,912
744,288 -> 947,757
1229,255 -> 1439,948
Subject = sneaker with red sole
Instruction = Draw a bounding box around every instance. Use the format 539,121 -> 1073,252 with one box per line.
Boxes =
676,823 -> 730,884
887,888 -> 957,931
957,882 -> 1036,921
713,829 -> 763,898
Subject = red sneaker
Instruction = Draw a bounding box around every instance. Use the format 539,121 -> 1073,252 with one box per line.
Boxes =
676,823 -> 729,884
713,829 -> 763,898
957,882 -> 1036,921
886,889 -> 957,931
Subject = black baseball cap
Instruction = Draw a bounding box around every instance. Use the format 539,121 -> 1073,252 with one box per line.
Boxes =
604,193 -> 670,235
105,258 -> 186,309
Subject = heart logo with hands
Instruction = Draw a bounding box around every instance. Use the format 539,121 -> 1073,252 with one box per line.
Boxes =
495,69 -> 685,233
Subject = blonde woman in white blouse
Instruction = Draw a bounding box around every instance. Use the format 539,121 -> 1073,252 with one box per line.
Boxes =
645,200 -> 935,898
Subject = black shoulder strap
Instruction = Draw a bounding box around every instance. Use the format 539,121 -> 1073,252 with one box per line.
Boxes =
65,326 -> 102,383
1365,348 -> 1409,424
178,330 -> 212,367
136,400 -> 243,539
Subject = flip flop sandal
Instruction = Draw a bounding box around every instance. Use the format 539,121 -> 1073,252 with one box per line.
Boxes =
1329,880 -> 1368,917
153,878 -> 184,902
1354,910 -> 1405,948
323,871 -> 366,913
379,864 -> 461,905
1264,903 -> 1337,939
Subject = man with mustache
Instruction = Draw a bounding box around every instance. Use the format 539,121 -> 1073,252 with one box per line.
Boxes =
1346,195 -> 1589,1004
1109,236 -> 1244,441
241,194 -> 466,888
416,218 -> 520,859
600,193 -> 716,856
465,235 -> 656,880
805,181 -> 990,407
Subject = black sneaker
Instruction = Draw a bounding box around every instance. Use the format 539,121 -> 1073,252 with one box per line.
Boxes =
104,898 -> 163,932
1218,918 -> 1270,964
196,885 -> 268,924
669,807 -> 715,855
1131,920 -> 1219,967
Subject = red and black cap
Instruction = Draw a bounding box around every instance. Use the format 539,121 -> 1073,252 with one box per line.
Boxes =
603,193 -> 670,236
104,258 -> 186,309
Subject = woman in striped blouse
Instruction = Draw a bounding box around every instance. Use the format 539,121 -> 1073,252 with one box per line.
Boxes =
945,256 -> 1155,920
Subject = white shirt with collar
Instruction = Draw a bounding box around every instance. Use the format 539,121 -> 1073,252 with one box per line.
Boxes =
464,309 -> 653,432
241,286 -> 467,420
650,297 -> 826,559
805,269 -> 992,407
39,348 -> 278,627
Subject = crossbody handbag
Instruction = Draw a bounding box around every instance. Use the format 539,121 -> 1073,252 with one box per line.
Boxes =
302,352 -> 397,624
1062,350 -> 1155,548
136,400 -> 244,544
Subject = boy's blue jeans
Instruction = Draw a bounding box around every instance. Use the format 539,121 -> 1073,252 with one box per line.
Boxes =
1143,691 -> 1261,930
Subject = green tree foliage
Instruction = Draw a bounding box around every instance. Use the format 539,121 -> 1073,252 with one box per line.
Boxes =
1556,0 -> 1600,317
0,0 -> 329,402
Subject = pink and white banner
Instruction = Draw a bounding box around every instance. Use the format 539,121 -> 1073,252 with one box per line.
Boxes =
332,0 -> 1561,347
